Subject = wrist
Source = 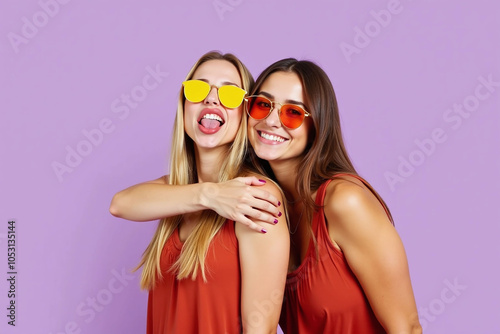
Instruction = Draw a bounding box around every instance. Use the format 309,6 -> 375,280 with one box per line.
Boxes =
198,182 -> 216,210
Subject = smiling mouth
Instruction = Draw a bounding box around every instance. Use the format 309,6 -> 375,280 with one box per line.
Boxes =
258,131 -> 286,143
199,114 -> 224,129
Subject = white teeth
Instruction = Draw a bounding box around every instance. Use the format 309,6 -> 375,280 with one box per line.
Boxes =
260,132 -> 285,142
202,114 -> 223,123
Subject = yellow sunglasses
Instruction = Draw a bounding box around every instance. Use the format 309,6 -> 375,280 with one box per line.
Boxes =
182,80 -> 247,109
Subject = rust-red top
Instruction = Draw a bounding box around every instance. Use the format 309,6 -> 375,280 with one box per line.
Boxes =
280,174 -> 387,334
147,221 -> 241,334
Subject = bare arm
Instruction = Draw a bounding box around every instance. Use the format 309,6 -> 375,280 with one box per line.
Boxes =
236,180 -> 289,334
324,178 -> 422,334
109,176 -> 282,232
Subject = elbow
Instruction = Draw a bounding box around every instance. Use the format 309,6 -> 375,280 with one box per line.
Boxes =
408,313 -> 423,334
386,320 -> 423,334
109,193 -> 124,218
410,322 -> 423,334
394,323 -> 423,334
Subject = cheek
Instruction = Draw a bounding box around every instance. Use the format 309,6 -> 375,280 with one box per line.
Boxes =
235,107 -> 244,122
230,108 -> 243,127
247,117 -> 258,131
183,102 -> 195,121
247,119 -> 258,144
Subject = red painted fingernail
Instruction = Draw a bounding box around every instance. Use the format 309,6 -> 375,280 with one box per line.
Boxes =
259,179 -> 266,183
278,201 -> 281,206
274,219 -> 278,224
261,228 -> 267,233
278,212 -> 282,217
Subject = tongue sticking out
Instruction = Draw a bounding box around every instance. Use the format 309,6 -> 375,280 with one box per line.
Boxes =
200,118 -> 221,129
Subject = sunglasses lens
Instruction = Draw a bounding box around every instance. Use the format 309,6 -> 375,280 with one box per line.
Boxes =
183,80 -> 210,103
246,96 -> 272,119
280,105 -> 306,129
218,85 -> 246,109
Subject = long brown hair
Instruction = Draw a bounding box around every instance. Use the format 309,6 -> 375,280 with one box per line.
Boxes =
247,58 -> 393,225
136,51 -> 254,289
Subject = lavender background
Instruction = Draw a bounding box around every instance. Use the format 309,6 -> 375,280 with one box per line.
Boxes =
1,0 -> 499,333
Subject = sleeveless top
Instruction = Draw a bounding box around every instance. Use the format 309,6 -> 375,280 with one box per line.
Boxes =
147,221 -> 241,334
280,174 -> 387,334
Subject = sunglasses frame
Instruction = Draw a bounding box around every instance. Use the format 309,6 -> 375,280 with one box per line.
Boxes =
182,80 -> 247,109
244,95 -> 311,130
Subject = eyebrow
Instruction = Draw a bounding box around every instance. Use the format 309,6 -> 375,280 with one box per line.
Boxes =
257,91 -> 306,108
197,78 -> 241,87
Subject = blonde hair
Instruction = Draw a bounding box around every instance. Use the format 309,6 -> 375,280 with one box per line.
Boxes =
136,51 -> 254,290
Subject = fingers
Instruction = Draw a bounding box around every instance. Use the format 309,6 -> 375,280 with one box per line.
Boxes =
247,189 -> 281,215
237,217 -> 269,234
236,205 -> 281,226
216,177 -> 284,230
236,182 -> 279,206
234,177 -> 282,208
238,176 -> 268,186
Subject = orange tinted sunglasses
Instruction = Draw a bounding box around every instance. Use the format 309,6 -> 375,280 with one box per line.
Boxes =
245,95 -> 310,129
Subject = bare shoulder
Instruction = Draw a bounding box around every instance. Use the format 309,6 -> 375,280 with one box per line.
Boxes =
145,175 -> 169,185
243,173 -> 283,198
324,175 -> 390,234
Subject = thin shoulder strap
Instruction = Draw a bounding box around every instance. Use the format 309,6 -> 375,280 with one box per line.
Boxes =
312,179 -> 333,237
315,179 -> 333,206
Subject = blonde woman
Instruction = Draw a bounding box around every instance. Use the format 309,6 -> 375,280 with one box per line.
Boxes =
110,51 -> 289,333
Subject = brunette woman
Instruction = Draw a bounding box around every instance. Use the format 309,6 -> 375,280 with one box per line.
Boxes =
245,58 -> 422,334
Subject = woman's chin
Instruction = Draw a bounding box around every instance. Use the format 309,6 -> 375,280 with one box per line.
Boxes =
253,150 -> 281,163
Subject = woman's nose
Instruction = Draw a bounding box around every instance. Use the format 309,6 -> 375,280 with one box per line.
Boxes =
204,87 -> 220,105
265,104 -> 282,128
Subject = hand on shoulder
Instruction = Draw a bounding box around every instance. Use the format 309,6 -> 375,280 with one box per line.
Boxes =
205,174 -> 283,233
